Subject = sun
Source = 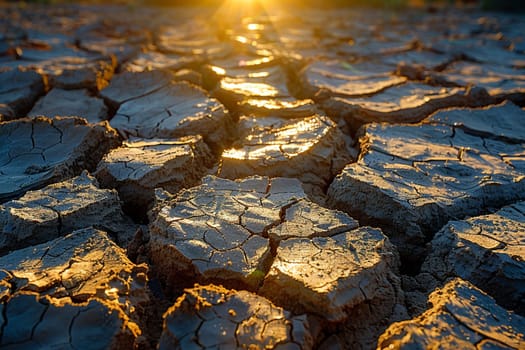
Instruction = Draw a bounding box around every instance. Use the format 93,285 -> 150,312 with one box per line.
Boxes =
228,0 -> 270,10
212,0 -> 272,26
232,0 -> 265,3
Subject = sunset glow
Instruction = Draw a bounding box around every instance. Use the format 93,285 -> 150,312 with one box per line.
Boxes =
212,0 -> 278,27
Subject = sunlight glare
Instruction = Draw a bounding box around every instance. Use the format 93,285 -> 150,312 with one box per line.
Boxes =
239,56 -> 273,67
231,0 -> 264,4
235,35 -> 250,44
210,65 -> 227,76
220,78 -> 279,97
247,71 -> 270,78
247,23 -> 264,31
212,0 -> 278,28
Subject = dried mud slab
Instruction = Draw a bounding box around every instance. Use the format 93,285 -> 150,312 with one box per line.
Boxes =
237,98 -> 319,119
260,226 -> 401,320
299,60 -> 406,99
155,21 -> 232,60
150,174 -> 402,348
201,54 -> 277,89
377,278 -> 525,350
110,81 -> 231,148
427,100 -> 525,143
0,172 -> 136,253
267,199 -> 359,243
259,226 -> 407,349
210,60 -> 317,117
74,16 -> 148,62
0,227 -> 149,317
0,293 -> 140,350
100,70 -> 176,110
382,49 -> 455,71
454,41 -> 525,68
264,25 -> 321,59
28,88 -> 108,123
328,107 -> 525,258
122,51 -> 199,73
207,55 -> 278,74
333,37 -> 416,58
0,69 -> 45,117
159,284 -> 314,350
149,176 -> 306,292
9,44 -> 116,90
76,33 -> 140,64
322,82 -> 491,126
13,39 -> 99,63
434,61 -> 525,103
34,56 -> 116,91
219,114 -> 353,194
212,65 -> 292,110
420,201 -> 525,315
95,136 -> 214,215
0,117 -> 120,203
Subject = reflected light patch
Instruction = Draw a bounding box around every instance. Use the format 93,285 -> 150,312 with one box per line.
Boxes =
239,56 -> 273,67
247,23 -> 265,31
105,287 -> 120,299
210,65 -> 226,76
220,79 -> 280,97
248,71 -> 270,78
222,148 -> 249,160
235,35 -> 249,44
275,120 -> 326,139
243,98 -> 311,109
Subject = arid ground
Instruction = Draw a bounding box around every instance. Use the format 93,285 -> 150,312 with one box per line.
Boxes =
0,1 -> 524,349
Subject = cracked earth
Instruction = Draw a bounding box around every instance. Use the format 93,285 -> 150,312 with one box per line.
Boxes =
0,2 -> 524,349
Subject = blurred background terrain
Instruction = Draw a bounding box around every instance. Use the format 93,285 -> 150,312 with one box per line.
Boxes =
1,0 -> 524,11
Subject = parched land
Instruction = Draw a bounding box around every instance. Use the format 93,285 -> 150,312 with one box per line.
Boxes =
0,2 -> 524,349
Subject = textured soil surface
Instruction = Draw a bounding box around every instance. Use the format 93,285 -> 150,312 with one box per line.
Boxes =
0,2 -> 524,349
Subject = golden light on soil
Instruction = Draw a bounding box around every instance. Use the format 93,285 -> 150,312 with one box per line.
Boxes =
220,79 -> 280,97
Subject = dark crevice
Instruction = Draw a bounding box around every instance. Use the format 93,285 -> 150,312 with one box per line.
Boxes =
103,99 -> 119,121
192,320 -> 206,349
47,206 -> 63,236
68,310 -> 81,349
511,204 -> 525,216
399,254 -> 426,276
29,302 -> 49,341
458,125 -> 524,145
0,301 -> 7,344
30,123 -> 35,150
